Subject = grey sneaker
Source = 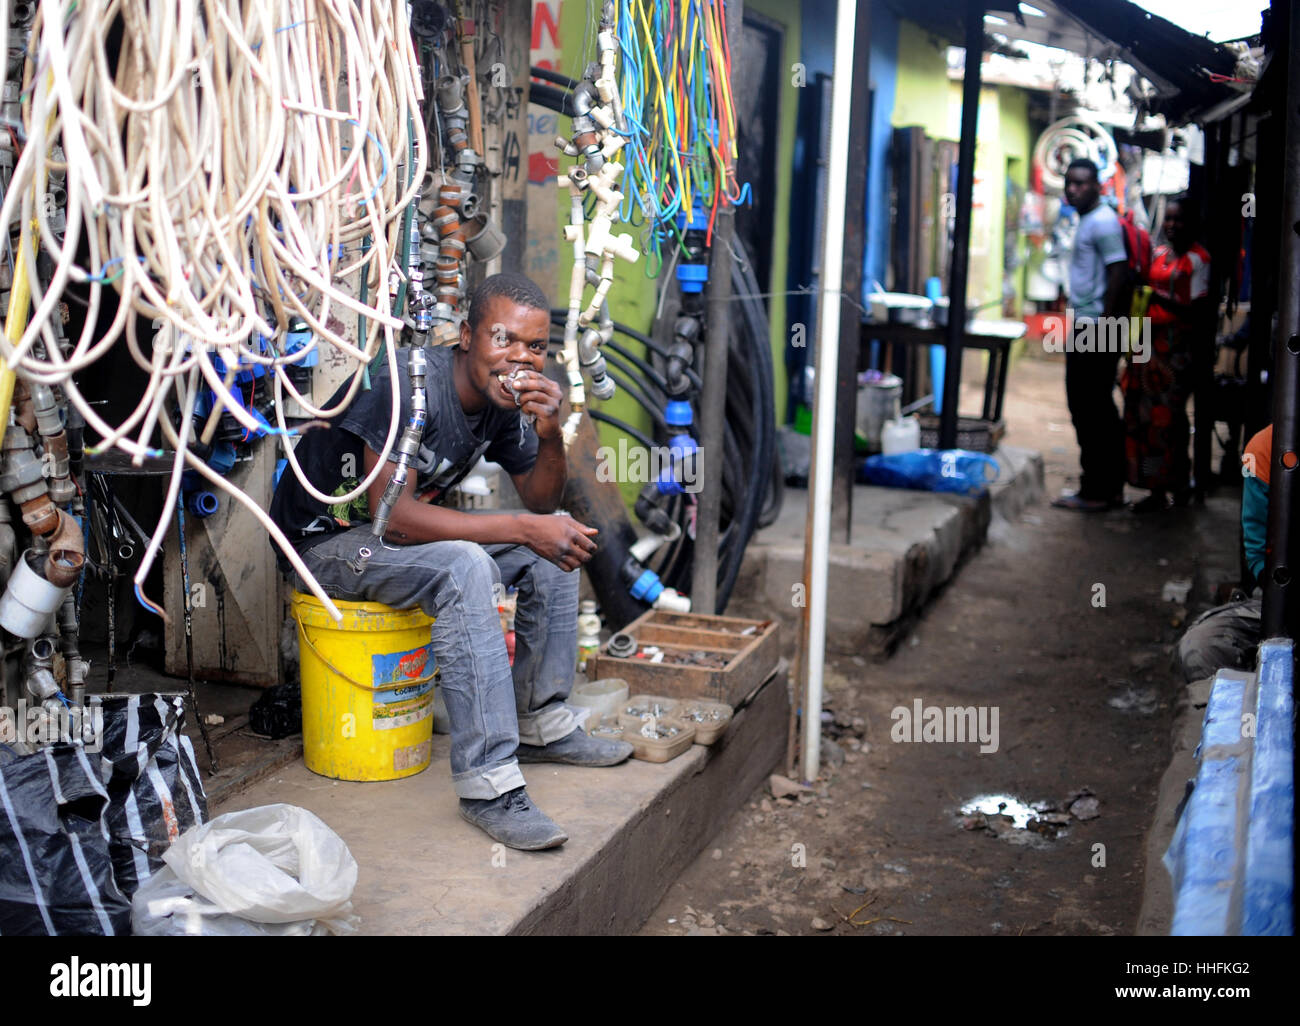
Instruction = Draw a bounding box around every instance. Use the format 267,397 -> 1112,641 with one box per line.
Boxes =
458,787 -> 568,850
516,728 -> 635,767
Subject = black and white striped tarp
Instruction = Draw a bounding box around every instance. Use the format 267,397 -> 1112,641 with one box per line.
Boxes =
93,694 -> 208,899
0,693 -> 207,936
0,743 -> 130,935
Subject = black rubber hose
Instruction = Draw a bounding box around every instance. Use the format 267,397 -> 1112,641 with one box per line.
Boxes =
714,238 -> 776,610
528,82 -> 575,117
663,343 -> 758,601
530,65 -> 580,90
603,338 -> 675,392
550,309 -> 695,368
758,446 -> 784,528
552,245 -> 775,612
588,411 -> 655,450
603,369 -> 669,432
602,344 -> 672,397
749,239 -> 784,534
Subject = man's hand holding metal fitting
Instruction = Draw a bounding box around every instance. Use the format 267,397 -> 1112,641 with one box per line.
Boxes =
504,369 -> 565,441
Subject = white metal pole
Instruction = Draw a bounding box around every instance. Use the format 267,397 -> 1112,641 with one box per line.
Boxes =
801,0 -> 858,783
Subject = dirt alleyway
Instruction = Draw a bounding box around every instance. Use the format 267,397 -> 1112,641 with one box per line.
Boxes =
640,354 -> 1241,936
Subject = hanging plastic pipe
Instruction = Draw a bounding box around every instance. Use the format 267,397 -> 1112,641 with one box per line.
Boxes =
558,182 -> 589,446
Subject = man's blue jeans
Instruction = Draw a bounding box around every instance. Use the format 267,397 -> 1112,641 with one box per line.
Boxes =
295,526 -> 580,799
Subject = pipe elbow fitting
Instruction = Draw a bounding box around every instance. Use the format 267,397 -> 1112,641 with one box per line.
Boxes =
571,83 -> 598,116
577,327 -> 603,363
45,510 -> 85,587
653,588 -> 691,613
29,382 -> 62,437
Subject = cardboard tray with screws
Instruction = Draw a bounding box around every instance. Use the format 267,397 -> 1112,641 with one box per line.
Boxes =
615,714 -> 696,762
673,699 -> 734,745
585,610 -> 779,707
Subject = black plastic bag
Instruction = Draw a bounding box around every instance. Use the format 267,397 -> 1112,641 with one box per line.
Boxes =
249,682 -> 302,739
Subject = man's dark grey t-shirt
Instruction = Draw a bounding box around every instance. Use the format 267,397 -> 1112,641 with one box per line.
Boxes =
268,344 -> 538,566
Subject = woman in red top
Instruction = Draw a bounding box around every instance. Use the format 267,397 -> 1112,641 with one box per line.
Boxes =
1122,196 -> 1212,511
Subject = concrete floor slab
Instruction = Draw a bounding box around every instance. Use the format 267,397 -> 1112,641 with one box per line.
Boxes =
213,667 -> 789,934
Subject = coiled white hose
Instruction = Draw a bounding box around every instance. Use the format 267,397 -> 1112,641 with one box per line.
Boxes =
0,0 -> 429,618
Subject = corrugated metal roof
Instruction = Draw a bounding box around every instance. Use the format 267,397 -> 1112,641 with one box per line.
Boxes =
884,0 -> 1243,123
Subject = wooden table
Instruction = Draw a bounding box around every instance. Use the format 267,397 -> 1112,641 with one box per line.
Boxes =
858,318 -> 1027,422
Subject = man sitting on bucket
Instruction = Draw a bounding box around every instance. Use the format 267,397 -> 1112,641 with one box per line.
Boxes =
270,272 -> 633,850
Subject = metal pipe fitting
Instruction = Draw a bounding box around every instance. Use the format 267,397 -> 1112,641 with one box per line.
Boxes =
436,75 -> 466,116
45,510 -> 85,587
577,326 -> 615,400
571,82 -> 598,117
356,347 -> 429,569
464,213 -> 506,262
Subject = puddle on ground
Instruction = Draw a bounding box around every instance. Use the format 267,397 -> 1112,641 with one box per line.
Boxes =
1107,682 -> 1159,715
961,794 -> 1040,828
958,793 -> 1070,847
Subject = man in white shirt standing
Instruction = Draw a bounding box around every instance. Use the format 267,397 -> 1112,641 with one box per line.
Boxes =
1052,158 -> 1131,512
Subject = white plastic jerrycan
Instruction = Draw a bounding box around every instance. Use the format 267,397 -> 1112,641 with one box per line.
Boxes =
881,415 -> 921,454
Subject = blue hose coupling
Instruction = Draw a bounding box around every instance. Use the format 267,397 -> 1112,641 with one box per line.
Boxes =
185,491 -> 219,518
628,568 -> 665,604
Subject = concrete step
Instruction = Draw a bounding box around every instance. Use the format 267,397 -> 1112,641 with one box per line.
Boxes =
213,665 -> 789,934
729,445 -> 1043,659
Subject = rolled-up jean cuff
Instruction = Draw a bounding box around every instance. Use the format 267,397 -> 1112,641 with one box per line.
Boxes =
517,703 -> 579,746
452,759 -> 526,800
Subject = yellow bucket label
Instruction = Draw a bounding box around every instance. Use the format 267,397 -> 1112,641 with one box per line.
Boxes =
372,642 -> 435,686
373,690 -> 432,730
371,642 -> 436,730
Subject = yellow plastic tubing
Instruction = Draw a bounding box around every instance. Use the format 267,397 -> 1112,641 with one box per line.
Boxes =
0,237 -> 32,450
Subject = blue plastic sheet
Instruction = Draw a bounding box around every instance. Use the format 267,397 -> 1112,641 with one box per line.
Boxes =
858,449 -> 1000,496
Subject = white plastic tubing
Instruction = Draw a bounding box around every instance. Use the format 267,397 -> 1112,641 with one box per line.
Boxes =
801,0 -> 857,784
0,1 -> 429,620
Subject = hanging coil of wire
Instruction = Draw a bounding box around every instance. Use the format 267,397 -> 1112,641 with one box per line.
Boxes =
0,0 -> 428,615
614,0 -> 746,276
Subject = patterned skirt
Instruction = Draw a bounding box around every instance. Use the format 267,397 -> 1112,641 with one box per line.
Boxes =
1122,319 -> 1194,492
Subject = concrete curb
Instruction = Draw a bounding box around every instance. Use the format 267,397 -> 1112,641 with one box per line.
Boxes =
1158,640 -> 1294,935
731,444 -> 1044,660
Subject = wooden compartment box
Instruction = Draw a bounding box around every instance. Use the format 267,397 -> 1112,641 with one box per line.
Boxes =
585,610 -> 779,707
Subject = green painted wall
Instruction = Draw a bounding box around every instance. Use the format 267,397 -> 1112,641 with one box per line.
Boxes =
889,21 -> 1033,315
543,0 -> 800,504
746,0 -> 800,427
891,20 -> 950,137
999,87 -> 1031,315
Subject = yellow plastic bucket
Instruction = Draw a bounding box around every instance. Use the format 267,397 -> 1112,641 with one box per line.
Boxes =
292,592 -> 437,781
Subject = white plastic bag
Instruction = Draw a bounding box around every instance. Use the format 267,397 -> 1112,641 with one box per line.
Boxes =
132,804 -> 359,935
131,869 -> 326,936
